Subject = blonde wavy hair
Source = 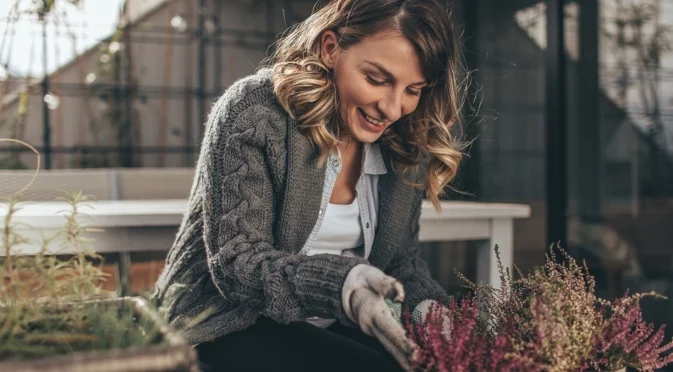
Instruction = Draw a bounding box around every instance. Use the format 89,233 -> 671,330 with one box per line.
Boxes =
264,0 -> 468,212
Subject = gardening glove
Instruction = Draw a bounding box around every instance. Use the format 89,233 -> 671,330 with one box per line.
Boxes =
384,298 -> 451,339
342,264 -> 419,371
414,299 -> 452,339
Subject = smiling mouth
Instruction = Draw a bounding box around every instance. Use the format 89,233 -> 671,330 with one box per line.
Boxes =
359,108 -> 386,126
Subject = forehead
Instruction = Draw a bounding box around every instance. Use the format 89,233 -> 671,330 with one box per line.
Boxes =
347,30 -> 425,83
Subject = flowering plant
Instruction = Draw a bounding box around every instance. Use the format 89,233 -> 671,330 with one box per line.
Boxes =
405,294 -> 543,372
405,245 -> 673,372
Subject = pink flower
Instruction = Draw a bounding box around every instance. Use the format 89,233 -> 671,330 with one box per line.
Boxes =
405,295 -> 543,372
405,245 -> 673,372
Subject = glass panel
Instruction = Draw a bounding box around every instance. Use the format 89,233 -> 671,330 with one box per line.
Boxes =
468,0 -> 552,276
597,0 -> 673,334
467,0 -> 673,338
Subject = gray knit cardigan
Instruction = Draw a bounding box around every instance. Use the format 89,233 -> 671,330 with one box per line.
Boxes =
152,68 -> 449,344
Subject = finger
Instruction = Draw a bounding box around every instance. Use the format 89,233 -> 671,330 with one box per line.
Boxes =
389,280 -> 405,303
441,314 -> 452,339
371,325 -> 414,372
372,310 -> 417,358
349,289 -> 378,336
364,272 -> 405,302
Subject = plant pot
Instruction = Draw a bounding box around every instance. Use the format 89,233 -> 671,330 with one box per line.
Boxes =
0,296 -> 199,372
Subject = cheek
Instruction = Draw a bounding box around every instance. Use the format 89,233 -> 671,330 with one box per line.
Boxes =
335,78 -> 378,108
403,98 -> 421,116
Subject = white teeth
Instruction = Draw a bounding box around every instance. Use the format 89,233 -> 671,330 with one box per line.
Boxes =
363,111 -> 384,126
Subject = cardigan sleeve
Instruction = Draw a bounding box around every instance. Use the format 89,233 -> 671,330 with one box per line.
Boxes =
200,100 -> 367,324
384,187 -> 450,314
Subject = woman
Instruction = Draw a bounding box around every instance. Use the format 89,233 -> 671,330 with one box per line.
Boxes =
153,0 -> 465,370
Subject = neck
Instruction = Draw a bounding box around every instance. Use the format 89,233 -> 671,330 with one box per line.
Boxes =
337,134 -> 362,155
336,135 -> 364,175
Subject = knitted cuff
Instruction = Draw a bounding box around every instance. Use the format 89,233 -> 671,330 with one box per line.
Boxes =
293,255 -> 367,321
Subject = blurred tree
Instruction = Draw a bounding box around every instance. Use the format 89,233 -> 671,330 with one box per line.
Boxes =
602,0 -> 672,146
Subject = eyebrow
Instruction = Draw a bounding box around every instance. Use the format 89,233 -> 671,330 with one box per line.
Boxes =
363,60 -> 428,87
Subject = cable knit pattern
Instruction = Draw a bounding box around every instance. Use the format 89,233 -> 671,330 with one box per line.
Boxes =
152,68 -> 449,344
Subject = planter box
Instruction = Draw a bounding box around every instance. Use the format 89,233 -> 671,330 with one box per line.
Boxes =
0,296 -> 199,372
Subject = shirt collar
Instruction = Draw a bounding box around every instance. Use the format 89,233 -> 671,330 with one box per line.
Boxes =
363,143 -> 387,175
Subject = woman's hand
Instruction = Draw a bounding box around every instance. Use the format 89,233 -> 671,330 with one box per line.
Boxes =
414,299 -> 451,339
342,264 -> 419,371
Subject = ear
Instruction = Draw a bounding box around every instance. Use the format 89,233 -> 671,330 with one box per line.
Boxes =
320,30 -> 340,68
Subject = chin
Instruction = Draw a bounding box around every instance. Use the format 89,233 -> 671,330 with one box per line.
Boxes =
351,130 -> 382,144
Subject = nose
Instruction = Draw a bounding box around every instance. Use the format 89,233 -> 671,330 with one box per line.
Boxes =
376,90 -> 403,123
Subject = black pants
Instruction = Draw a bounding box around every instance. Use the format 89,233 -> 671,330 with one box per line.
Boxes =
195,316 -> 404,372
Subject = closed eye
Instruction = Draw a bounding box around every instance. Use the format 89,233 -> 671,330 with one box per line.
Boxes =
367,74 -> 421,97
365,75 -> 386,86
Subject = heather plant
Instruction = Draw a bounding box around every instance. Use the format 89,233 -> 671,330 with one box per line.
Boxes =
513,247 -> 603,370
407,245 -> 673,372
406,294 -> 544,372
588,291 -> 673,371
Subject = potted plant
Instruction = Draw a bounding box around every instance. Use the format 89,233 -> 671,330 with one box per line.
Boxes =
405,245 -> 673,372
0,193 -> 198,371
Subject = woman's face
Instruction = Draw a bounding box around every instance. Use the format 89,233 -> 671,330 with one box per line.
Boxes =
320,29 -> 427,144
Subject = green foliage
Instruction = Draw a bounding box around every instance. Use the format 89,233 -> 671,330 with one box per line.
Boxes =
0,192 -> 162,363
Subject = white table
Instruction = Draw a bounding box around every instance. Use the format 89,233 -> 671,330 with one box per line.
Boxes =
0,199 -> 530,295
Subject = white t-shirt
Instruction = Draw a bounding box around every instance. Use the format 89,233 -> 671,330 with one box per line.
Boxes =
300,144 -> 385,328
305,199 -> 364,256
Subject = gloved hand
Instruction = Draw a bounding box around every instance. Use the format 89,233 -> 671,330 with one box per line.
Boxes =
384,299 -> 451,337
342,264 -> 419,371
413,299 -> 451,339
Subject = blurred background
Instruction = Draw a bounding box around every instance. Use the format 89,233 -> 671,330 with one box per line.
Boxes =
0,0 -> 672,341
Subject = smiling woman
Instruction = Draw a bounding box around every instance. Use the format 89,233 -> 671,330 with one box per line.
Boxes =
152,1 -> 467,371
327,31 -> 427,141
270,0 -> 466,209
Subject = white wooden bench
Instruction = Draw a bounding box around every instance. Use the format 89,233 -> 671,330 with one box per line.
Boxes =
0,168 -> 195,295
0,193 -> 531,295
0,168 -> 196,201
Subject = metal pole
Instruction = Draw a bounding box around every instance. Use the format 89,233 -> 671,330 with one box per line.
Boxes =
122,13 -> 135,167
196,0 -> 207,148
213,0 -> 221,96
631,126 -> 639,217
113,48 -> 126,167
41,20 -> 52,169
577,0 -> 601,223
651,0 -> 663,196
545,0 -> 567,247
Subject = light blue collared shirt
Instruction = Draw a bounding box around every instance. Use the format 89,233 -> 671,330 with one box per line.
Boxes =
300,143 -> 387,260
